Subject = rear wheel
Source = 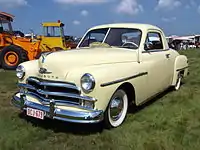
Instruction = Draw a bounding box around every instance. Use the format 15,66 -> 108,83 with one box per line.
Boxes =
173,72 -> 183,91
1,45 -> 28,70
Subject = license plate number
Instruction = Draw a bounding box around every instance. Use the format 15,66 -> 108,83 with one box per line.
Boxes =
27,107 -> 44,120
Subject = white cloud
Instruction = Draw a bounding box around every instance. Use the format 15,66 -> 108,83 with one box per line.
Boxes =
54,0 -> 107,4
116,0 -> 143,15
155,0 -> 181,11
81,10 -> 88,16
0,0 -> 27,7
73,20 -> 80,25
161,17 -> 176,22
185,0 -> 196,9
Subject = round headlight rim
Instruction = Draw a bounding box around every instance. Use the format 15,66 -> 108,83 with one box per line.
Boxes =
80,73 -> 95,93
16,65 -> 25,79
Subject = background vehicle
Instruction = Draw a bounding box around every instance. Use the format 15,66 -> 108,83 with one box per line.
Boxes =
38,21 -> 77,52
195,35 -> 200,48
0,12 -> 77,70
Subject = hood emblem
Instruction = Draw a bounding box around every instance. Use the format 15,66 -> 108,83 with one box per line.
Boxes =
39,68 -> 52,74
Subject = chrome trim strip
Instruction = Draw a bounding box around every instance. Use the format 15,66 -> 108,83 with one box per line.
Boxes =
25,92 -> 95,111
142,49 -> 170,53
27,77 -> 80,92
18,83 -> 96,102
26,92 -> 79,105
176,66 -> 189,72
101,72 -> 148,87
36,90 -> 96,101
11,94 -> 104,123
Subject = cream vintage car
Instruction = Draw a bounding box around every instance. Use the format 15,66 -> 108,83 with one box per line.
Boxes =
11,23 -> 189,128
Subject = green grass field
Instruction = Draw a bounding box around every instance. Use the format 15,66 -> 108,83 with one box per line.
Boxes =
1,49 -> 200,150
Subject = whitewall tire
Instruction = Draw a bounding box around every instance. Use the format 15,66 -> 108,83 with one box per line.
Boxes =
104,89 -> 128,128
174,73 -> 182,91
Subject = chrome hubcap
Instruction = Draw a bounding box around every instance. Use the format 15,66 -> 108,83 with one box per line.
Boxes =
109,97 -> 124,121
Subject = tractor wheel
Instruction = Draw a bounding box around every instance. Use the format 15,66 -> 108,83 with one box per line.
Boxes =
1,45 -> 28,70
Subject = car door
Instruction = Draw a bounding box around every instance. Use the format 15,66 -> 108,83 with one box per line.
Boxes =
141,31 -> 172,97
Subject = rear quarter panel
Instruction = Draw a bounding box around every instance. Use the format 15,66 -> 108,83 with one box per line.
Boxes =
172,54 -> 188,85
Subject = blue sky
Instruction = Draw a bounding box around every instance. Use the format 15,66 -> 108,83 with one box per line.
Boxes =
0,0 -> 200,37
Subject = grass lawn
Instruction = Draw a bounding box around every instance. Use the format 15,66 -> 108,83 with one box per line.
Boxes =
1,49 -> 200,150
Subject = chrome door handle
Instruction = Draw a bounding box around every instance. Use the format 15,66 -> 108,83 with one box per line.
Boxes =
166,54 -> 170,58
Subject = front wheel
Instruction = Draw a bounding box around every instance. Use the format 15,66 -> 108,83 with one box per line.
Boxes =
104,89 -> 128,129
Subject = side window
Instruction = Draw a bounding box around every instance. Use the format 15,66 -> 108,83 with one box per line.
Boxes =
145,32 -> 163,50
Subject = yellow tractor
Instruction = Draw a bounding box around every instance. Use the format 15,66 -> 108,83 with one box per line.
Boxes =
38,20 -> 77,52
0,11 -> 77,70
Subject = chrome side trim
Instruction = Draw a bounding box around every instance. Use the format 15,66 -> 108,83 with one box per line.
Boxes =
142,49 -> 170,53
18,83 -> 96,102
11,94 -> 104,123
101,72 -> 148,87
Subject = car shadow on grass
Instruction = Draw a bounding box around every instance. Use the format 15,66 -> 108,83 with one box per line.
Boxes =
18,86 -> 180,135
18,112 -> 104,135
128,87 -> 175,114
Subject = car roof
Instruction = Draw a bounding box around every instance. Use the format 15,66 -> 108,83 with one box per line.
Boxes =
88,23 -> 161,31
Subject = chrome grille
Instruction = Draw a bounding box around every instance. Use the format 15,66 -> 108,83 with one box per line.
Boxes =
21,77 -> 85,105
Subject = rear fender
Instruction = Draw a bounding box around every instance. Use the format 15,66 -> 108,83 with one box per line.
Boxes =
172,55 -> 188,86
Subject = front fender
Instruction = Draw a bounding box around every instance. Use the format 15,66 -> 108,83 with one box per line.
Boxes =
172,55 -> 188,85
17,60 -> 39,83
66,62 -> 145,111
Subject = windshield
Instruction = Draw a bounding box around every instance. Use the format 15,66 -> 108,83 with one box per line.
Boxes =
0,20 -> 12,32
79,28 -> 142,49
43,26 -> 64,37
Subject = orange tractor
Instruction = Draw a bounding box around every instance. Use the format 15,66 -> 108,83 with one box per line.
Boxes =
0,12 -> 77,70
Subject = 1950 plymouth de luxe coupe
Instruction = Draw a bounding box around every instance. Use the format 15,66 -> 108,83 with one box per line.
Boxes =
11,23 -> 189,128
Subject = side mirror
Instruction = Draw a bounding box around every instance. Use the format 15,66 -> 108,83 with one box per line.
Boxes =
144,41 -> 153,50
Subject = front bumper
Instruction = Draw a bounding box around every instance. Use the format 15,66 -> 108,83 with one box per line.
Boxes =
11,92 -> 104,123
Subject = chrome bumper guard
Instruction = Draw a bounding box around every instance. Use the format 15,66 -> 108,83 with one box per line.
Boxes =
11,92 -> 104,123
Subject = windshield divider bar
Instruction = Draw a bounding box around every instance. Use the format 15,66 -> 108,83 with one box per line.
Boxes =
102,28 -> 111,43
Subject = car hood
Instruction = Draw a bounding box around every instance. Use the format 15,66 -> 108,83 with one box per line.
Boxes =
38,47 -> 138,79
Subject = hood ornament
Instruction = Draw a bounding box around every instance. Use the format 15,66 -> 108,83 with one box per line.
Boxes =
41,55 -> 45,63
40,52 -> 53,63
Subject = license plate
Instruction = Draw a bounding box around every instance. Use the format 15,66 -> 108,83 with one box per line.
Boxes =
27,107 -> 44,120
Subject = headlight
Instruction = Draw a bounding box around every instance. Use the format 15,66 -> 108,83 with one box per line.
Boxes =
16,65 -> 25,79
81,73 -> 95,93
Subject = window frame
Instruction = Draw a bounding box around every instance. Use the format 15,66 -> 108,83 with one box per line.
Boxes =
144,31 -> 164,51
78,27 -> 143,49
43,26 -> 63,37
